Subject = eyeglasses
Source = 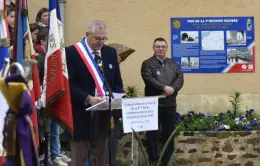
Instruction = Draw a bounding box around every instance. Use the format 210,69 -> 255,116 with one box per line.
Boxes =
90,34 -> 108,42
154,45 -> 168,49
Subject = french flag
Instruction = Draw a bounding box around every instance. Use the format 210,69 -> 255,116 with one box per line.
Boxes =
12,0 -> 42,149
0,0 -> 9,71
42,0 -> 73,133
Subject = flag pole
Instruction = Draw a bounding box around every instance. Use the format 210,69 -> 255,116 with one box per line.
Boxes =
44,109 -> 50,166
10,0 -> 19,74
43,0 -> 74,164
44,3 -> 51,164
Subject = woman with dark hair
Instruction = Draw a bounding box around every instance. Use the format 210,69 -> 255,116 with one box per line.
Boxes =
35,7 -> 49,27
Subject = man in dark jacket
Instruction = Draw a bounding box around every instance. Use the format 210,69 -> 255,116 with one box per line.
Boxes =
66,19 -> 124,166
141,37 -> 184,165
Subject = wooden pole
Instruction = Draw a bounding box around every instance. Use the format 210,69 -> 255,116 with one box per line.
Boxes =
10,0 -> 19,74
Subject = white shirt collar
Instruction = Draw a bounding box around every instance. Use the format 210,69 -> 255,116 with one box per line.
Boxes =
85,38 -> 101,56
155,55 -> 166,63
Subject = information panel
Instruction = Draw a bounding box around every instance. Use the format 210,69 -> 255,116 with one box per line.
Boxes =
171,17 -> 255,73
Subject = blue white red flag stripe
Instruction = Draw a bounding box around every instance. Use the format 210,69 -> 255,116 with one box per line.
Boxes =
13,0 -> 41,148
74,40 -> 107,98
0,0 -> 9,157
16,0 -> 24,65
0,19 -> 9,39
42,0 -> 73,132
0,0 -> 9,70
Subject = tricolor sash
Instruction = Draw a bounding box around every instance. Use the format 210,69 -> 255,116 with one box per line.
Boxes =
74,39 -> 107,98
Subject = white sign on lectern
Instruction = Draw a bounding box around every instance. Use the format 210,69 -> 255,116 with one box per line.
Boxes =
85,93 -> 126,111
122,97 -> 158,133
85,98 -> 122,111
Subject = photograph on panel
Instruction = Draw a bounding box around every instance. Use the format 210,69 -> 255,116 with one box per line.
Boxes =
227,48 -> 252,64
180,31 -> 199,43
181,57 -> 199,69
201,31 -> 224,50
226,30 -> 246,46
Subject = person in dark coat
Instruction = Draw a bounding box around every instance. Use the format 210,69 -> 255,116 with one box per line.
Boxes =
66,19 -> 124,166
141,37 -> 184,165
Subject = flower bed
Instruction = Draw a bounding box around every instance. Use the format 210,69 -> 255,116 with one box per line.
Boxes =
117,92 -> 260,165
176,109 -> 260,132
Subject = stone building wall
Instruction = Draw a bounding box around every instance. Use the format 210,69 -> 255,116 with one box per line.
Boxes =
174,131 -> 260,166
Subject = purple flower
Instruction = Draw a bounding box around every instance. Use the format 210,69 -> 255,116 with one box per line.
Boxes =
245,125 -> 251,131
245,110 -> 251,117
214,127 -> 221,132
177,108 -> 260,132
176,112 -> 185,122
206,112 -> 211,117
250,120 -> 258,126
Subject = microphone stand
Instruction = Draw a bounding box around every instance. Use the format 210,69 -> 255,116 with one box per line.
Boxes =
96,60 -> 114,166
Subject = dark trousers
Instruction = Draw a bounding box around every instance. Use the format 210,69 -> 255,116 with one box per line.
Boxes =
37,108 -> 45,156
82,118 -> 122,166
146,106 -> 176,163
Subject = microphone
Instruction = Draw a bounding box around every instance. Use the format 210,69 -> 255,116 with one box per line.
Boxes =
94,54 -> 103,73
94,53 -> 114,99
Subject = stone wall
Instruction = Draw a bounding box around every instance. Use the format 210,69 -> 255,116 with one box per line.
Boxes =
174,131 -> 260,166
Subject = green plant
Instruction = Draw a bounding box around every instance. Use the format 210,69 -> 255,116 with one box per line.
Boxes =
125,85 -> 139,97
156,123 -> 182,166
132,128 -> 150,166
125,91 -> 256,165
229,91 -> 242,116
176,108 -> 260,132
176,91 -> 260,132
132,123 -> 182,166
167,152 -> 175,166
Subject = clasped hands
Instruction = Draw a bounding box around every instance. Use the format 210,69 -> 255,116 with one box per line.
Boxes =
162,86 -> 175,96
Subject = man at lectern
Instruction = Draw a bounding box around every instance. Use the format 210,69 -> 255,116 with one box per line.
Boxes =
66,19 -> 124,166
141,37 -> 184,165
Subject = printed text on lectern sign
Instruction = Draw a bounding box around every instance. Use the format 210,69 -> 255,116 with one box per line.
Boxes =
122,97 -> 158,133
